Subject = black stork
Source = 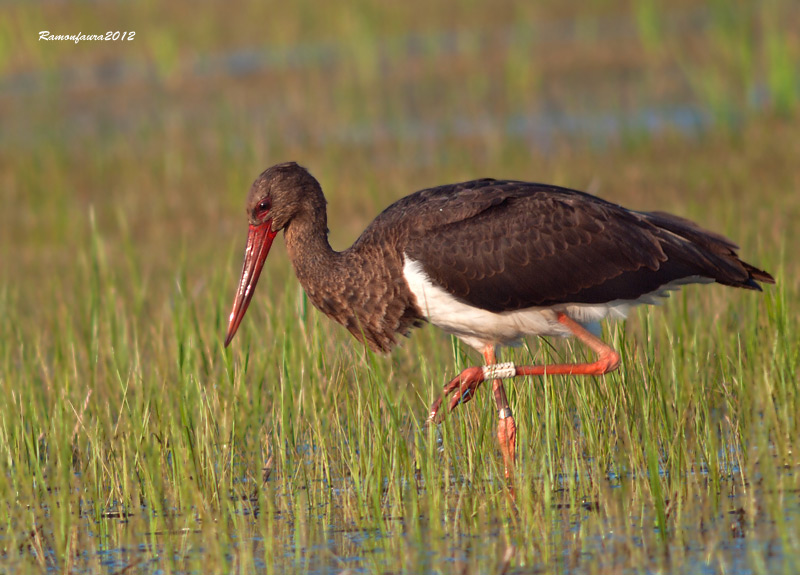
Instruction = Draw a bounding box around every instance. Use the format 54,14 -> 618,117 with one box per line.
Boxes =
224,162 -> 774,477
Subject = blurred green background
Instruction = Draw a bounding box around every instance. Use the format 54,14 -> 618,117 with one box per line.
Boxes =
4,0 -> 798,300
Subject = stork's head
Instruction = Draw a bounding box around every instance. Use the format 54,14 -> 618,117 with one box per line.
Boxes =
224,162 -> 320,346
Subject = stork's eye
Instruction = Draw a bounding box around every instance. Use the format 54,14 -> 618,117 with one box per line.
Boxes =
256,199 -> 271,214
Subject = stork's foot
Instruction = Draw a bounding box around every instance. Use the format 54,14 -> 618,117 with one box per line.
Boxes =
427,366 -> 486,424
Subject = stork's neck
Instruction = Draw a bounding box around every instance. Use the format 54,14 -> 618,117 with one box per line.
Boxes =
282,197 -> 373,339
280,187 -> 421,353
282,194 -> 340,279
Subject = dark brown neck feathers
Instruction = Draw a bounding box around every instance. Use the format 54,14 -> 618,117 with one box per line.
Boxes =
281,188 -> 423,354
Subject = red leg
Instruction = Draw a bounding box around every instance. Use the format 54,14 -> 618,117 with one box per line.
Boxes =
425,346 -> 517,479
426,313 -> 620,479
484,345 -> 516,479
427,313 -> 620,421
516,314 -> 621,377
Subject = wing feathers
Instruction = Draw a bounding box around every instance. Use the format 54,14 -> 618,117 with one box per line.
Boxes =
400,180 -> 771,311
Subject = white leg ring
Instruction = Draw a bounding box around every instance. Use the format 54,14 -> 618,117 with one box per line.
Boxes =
482,362 -> 516,381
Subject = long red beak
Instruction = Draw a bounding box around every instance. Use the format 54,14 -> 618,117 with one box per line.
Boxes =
224,221 -> 278,347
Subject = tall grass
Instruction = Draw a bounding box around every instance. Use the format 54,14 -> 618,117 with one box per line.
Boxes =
2,126 -> 797,572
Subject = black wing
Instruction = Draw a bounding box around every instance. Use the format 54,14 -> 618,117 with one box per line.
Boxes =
401,180 -> 772,312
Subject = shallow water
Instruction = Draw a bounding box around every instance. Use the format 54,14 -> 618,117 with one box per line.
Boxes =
13,468 -> 789,574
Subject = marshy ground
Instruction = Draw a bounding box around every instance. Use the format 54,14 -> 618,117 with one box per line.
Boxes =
1,1 -> 799,573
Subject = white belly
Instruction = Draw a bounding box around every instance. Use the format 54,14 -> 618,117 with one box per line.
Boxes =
403,256 -> 705,351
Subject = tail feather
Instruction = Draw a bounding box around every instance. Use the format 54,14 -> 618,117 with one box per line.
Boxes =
741,262 -> 775,289
641,210 -> 774,291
